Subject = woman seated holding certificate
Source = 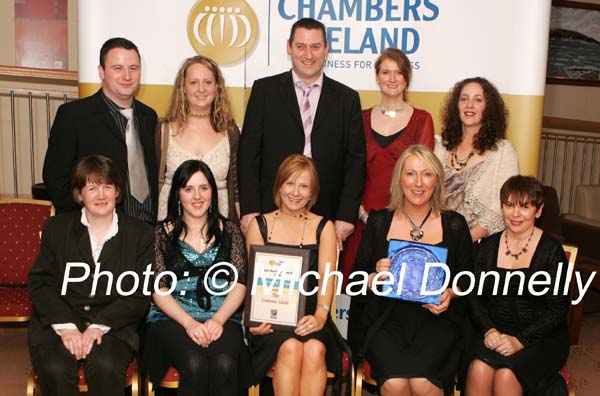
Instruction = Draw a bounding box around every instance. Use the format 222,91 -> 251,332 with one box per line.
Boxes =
246,154 -> 345,396
350,145 -> 472,396
465,176 -> 570,396
142,159 -> 251,396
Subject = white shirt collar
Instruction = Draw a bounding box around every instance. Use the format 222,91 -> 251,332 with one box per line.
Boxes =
80,208 -> 119,264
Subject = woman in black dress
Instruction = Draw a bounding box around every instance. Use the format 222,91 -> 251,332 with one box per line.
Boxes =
351,145 -> 473,396
246,154 -> 342,396
466,176 -> 569,396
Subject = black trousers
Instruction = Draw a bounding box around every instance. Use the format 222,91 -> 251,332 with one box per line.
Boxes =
30,334 -> 133,396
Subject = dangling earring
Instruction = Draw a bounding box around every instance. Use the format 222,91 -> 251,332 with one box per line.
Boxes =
177,201 -> 182,216
208,205 -> 212,214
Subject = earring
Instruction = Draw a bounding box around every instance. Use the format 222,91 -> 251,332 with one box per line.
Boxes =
208,205 -> 212,214
177,201 -> 181,216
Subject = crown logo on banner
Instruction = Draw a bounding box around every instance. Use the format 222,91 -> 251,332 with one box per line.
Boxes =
187,0 -> 259,65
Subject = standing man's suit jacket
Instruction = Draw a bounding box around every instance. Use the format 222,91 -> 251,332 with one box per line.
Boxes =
238,71 -> 366,223
43,90 -> 159,218
28,211 -> 153,352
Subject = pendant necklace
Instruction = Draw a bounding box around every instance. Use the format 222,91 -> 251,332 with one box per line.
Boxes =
504,228 -> 535,259
268,209 -> 309,248
405,207 -> 433,241
450,148 -> 475,171
378,102 -> 405,118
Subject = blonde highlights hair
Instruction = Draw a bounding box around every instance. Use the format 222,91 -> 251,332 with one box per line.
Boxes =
388,145 -> 445,213
273,154 -> 320,210
164,55 -> 234,133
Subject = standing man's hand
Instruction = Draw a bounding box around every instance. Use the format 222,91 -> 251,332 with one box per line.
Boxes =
240,213 -> 259,235
335,220 -> 355,250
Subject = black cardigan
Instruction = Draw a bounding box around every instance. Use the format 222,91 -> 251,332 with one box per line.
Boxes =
347,209 -> 473,359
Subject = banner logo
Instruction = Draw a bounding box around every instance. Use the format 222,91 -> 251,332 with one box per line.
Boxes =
187,0 -> 259,65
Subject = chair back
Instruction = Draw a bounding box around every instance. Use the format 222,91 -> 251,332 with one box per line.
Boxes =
0,199 -> 54,285
562,244 -> 578,269
562,244 -> 580,345
536,185 -> 563,242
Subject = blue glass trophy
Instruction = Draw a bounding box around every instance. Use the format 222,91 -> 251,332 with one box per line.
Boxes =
382,240 -> 448,305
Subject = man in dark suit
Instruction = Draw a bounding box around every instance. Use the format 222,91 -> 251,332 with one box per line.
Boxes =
43,37 -> 158,223
238,18 -> 365,247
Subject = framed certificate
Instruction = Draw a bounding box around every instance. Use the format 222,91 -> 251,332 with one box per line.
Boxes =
382,240 -> 448,305
244,244 -> 310,331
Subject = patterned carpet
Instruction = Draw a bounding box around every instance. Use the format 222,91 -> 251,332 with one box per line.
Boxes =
567,311 -> 600,395
2,311 -> 600,396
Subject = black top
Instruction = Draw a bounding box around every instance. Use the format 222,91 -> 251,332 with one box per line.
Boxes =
468,231 -> 569,346
466,231 -> 570,395
250,215 -> 352,394
371,128 -> 404,148
255,215 -> 327,313
348,209 -> 473,359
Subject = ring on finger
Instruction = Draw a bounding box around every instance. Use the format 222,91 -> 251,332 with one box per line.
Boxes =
308,323 -> 314,329
194,331 -> 199,337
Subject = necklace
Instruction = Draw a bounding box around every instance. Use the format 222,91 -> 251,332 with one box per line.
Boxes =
268,209 -> 309,248
504,228 -> 535,259
190,112 -> 210,119
198,234 -> 210,250
378,103 -> 405,118
405,207 -> 433,241
450,148 -> 475,171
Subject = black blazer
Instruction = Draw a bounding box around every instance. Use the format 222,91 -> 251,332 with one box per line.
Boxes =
28,211 -> 153,352
43,90 -> 159,218
238,71 -> 365,223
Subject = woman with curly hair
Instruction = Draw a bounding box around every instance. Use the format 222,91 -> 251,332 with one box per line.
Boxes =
435,77 -> 519,241
156,56 -> 240,222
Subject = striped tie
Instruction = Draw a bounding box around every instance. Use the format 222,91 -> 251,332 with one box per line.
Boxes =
297,81 -> 315,157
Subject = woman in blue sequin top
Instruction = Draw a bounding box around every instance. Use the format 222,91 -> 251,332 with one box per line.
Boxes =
142,159 -> 251,396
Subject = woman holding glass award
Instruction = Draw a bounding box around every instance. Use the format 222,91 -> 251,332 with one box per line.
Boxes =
465,176 -> 569,396
350,145 -> 472,396
245,154 -> 345,396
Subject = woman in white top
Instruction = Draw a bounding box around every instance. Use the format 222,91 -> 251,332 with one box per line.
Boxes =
157,56 -> 240,222
435,77 -> 519,241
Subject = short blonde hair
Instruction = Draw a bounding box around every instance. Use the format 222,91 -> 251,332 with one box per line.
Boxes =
273,154 -> 320,210
388,145 -> 445,213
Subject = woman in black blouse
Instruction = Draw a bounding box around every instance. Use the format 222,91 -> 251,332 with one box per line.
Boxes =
466,175 -> 570,396
350,145 -> 472,396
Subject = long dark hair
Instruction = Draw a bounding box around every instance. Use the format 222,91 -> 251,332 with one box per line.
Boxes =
164,160 -> 222,246
441,77 -> 508,153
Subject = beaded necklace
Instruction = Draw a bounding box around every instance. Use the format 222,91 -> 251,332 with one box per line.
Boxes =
268,209 -> 309,248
